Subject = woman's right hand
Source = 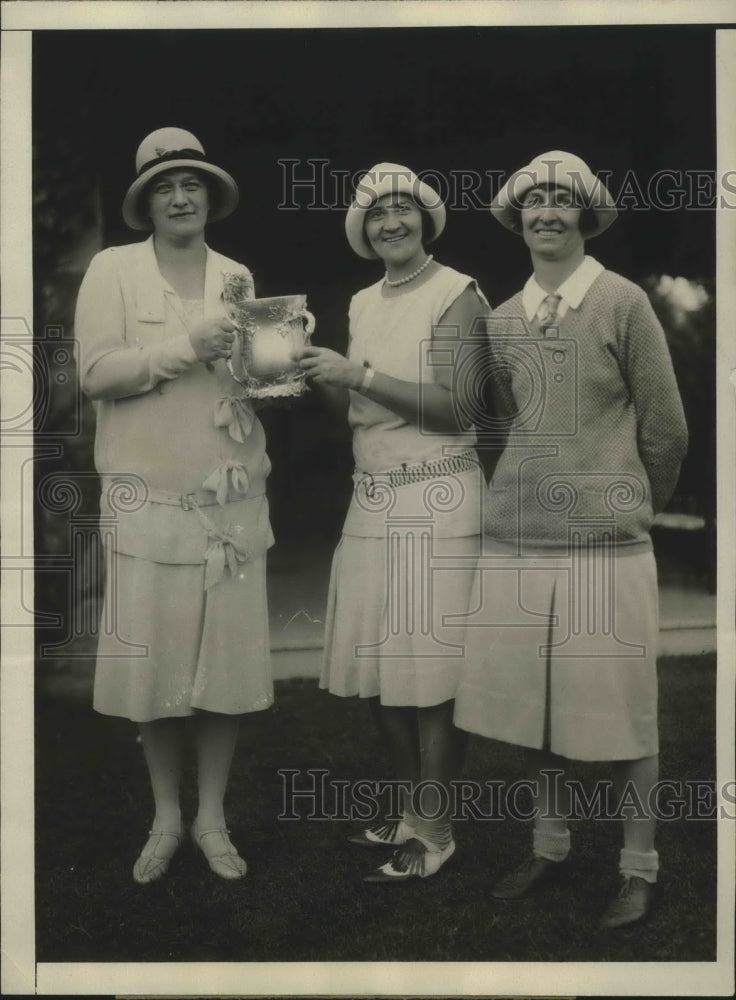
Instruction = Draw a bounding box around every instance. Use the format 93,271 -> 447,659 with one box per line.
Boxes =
189,317 -> 237,363
294,346 -> 365,389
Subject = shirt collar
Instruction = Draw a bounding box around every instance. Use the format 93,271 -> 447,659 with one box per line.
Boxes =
522,255 -> 604,321
135,235 -> 221,320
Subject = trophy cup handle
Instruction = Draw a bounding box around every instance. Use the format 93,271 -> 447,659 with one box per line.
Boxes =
302,310 -> 316,336
227,324 -> 246,385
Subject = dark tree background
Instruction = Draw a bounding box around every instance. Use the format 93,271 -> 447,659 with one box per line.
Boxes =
33,26 -> 717,645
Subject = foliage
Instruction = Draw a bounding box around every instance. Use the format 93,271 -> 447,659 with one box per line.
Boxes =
644,275 -> 716,521
33,124 -> 103,632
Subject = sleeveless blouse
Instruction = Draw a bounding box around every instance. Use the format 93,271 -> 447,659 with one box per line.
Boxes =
341,264 -> 490,538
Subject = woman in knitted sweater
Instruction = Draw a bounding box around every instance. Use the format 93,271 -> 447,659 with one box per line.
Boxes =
454,151 -> 688,928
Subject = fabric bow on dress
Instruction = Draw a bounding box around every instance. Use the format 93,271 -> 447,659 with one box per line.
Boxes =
203,524 -> 252,590
201,459 -> 250,507
214,395 -> 255,443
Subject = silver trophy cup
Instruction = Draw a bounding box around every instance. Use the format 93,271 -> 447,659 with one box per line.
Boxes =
223,274 -> 315,398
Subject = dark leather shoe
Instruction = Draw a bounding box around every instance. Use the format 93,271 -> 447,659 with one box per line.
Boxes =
599,875 -> 662,929
491,854 -> 569,900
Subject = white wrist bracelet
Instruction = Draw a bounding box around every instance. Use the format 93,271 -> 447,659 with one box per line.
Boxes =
359,366 -> 376,393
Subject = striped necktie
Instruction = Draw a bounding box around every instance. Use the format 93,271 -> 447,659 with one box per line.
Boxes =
539,293 -> 562,335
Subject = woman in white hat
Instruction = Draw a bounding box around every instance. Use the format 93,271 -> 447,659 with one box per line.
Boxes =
454,151 -> 688,927
76,128 -> 274,883
296,163 -> 490,881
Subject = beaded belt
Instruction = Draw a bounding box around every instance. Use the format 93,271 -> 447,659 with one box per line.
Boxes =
356,449 -> 478,491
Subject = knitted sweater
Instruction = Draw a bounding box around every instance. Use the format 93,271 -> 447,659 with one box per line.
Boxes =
484,269 -> 688,552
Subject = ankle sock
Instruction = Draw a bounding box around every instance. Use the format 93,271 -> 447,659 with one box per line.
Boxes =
532,826 -> 571,863
620,847 -> 659,884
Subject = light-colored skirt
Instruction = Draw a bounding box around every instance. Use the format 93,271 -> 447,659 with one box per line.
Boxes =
453,545 -> 659,761
321,533 -> 480,707
93,551 -> 273,722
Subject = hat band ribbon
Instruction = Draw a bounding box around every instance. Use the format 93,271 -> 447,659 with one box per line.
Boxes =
137,148 -> 207,178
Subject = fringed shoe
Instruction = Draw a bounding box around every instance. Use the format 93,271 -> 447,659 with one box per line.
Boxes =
347,817 -> 415,848
362,836 -> 455,883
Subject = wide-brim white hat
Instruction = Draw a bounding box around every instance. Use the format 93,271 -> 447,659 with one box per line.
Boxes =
345,162 -> 446,259
122,127 -> 239,231
491,150 -> 617,238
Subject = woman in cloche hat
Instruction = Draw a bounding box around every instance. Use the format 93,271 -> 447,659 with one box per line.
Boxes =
296,163 -> 490,882
454,151 -> 688,928
76,128 -> 274,884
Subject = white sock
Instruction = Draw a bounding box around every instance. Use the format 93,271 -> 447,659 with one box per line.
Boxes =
533,826 -> 571,863
620,847 -> 659,884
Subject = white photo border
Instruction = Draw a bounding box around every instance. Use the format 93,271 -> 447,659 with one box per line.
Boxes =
1,2 -> 734,996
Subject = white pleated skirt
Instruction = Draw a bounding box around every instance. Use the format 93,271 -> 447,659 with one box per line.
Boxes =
93,551 -> 273,722
321,532 -> 480,707
453,545 -> 659,761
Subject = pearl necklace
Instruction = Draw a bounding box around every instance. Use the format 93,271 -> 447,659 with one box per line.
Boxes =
384,254 -> 434,287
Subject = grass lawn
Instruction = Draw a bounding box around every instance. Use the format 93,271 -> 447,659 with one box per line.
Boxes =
35,654 -> 717,963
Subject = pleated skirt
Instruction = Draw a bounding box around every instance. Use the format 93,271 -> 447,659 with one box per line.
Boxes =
93,550 -> 273,722
321,533 -> 480,707
453,545 -> 659,761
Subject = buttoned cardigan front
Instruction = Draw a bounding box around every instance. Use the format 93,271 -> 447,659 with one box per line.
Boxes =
75,236 -> 273,581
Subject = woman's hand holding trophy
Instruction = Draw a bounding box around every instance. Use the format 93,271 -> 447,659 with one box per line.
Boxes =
188,317 -> 238,363
294,346 -> 365,390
